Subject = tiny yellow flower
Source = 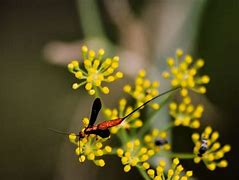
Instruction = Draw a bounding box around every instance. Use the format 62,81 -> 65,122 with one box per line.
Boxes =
123,69 -> 160,110
68,117 -> 112,167
144,129 -> 170,153
169,97 -> 203,128
192,126 -> 231,170
104,98 -> 142,134
117,139 -> 153,172
68,45 -> 123,95
162,50 -> 210,97
146,158 -> 193,179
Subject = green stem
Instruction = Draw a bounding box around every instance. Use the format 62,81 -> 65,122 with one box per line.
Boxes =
76,0 -> 106,38
118,128 -> 129,144
137,166 -> 151,180
131,128 -> 137,138
158,152 -> 195,159
94,87 -> 100,98
108,148 -> 118,155
159,92 -> 175,107
170,153 -> 195,159
160,122 -> 174,131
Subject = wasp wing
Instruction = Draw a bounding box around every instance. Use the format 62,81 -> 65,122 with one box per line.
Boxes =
88,98 -> 102,127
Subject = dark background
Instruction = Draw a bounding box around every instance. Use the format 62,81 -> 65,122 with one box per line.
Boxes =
0,0 -> 238,179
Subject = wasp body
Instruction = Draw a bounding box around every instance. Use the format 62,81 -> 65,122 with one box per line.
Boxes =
50,87 -> 179,139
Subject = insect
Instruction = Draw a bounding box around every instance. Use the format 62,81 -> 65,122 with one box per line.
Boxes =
49,87 -> 179,139
198,138 -> 208,157
154,138 -> 168,146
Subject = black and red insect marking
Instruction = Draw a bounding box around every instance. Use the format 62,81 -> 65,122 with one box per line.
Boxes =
49,87 -> 179,139
154,138 -> 168,146
198,138 -> 208,157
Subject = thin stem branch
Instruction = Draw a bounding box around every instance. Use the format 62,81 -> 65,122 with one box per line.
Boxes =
156,152 -> 195,159
136,166 -> 151,180
94,87 -> 100,98
169,153 -> 195,159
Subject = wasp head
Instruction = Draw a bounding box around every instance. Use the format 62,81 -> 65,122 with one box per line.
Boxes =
79,131 -> 85,139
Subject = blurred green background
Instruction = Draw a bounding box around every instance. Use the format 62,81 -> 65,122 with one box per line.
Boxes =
0,0 -> 238,179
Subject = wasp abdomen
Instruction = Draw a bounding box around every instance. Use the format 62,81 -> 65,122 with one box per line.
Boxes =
97,118 -> 123,130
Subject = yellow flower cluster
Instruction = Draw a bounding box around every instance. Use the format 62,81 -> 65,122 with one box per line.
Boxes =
124,70 -> 160,109
162,49 -> 210,97
117,139 -> 155,172
104,98 -> 142,134
144,129 -> 171,152
146,158 -> 193,180
68,117 -> 112,167
68,46 -> 123,95
192,126 -> 231,171
169,97 -> 203,128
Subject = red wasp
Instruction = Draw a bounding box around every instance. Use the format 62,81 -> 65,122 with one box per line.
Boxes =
49,87 -> 179,139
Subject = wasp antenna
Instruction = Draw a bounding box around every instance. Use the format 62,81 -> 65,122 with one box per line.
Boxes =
48,128 -> 79,136
122,87 -> 180,121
